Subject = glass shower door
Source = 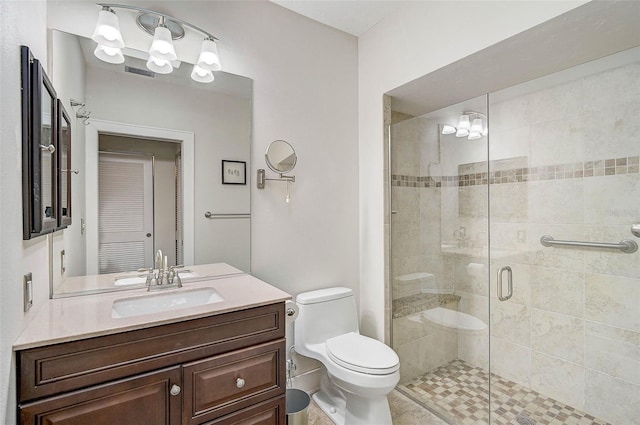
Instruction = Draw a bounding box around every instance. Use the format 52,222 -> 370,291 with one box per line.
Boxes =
488,48 -> 640,425
390,95 -> 491,424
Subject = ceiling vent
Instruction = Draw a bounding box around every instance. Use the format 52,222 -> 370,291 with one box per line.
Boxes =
125,66 -> 155,78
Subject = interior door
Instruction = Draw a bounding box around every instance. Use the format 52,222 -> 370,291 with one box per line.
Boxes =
98,152 -> 153,274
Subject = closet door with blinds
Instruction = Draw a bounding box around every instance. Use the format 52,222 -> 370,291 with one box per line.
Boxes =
98,152 -> 153,274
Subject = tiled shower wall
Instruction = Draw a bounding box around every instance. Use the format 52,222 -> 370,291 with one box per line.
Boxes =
390,61 -> 639,425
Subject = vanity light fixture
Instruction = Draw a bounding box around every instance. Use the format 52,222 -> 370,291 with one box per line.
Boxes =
91,3 -> 222,83
442,112 -> 488,140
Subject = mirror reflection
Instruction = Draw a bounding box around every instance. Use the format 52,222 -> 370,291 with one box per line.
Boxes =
49,30 -> 252,297
41,80 -> 55,223
265,140 -> 297,174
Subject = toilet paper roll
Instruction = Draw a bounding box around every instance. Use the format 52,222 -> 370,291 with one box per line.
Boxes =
285,301 -> 299,324
466,262 -> 486,278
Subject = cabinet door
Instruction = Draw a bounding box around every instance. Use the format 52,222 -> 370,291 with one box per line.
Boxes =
20,367 -> 181,425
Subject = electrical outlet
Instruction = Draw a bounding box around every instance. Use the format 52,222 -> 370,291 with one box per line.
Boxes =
24,273 -> 33,312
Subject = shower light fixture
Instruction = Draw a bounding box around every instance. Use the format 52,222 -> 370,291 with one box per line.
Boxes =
442,112 -> 488,140
91,3 -> 222,83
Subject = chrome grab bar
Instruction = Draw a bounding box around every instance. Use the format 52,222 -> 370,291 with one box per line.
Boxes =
540,235 -> 638,253
204,212 -> 250,219
497,266 -> 513,302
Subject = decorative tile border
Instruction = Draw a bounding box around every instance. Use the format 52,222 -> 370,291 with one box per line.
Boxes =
392,155 -> 639,188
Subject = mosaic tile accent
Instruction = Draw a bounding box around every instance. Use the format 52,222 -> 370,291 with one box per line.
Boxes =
392,293 -> 461,319
391,155 -> 640,188
397,359 -> 613,425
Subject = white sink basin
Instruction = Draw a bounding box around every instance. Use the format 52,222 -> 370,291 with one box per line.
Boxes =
114,271 -> 199,286
111,287 -> 224,318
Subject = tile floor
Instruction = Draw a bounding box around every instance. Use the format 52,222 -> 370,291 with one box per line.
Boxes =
308,389 -> 448,425
397,359 -> 613,425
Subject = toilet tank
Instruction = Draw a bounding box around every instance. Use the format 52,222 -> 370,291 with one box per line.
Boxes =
295,287 -> 359,348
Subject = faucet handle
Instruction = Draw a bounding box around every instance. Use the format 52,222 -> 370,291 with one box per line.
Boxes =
169,265 -> 184,288
137,268 -> 154,290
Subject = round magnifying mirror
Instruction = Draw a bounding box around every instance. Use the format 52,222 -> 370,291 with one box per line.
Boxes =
265,140 -> 297,174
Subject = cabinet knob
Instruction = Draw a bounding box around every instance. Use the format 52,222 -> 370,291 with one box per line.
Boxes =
236,377 -> 245,389
170,384 -> 181,396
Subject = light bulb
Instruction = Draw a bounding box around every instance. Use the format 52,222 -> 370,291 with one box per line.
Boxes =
441,125 -> 456,135
457,114 -> 471,130
196,38 -> 222,71
94,44 -> 124,64
146,55 -> 173,74
191,64 -> 214,83
470,118 -> 483,133
92,7 -> 124,48
149,24 -> 177,61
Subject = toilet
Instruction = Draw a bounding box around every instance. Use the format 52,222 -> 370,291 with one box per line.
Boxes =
294,287 -> 400,425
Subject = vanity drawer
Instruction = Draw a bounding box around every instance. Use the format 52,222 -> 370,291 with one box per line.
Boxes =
183,340 -> 285,425
17,303 -> 285,403
203,396 -> 285,425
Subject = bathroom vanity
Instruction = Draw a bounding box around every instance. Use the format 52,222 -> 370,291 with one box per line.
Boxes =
14,270 -> 290,425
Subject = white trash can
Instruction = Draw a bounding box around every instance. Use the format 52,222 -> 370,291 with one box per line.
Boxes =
286,388 -> 310,425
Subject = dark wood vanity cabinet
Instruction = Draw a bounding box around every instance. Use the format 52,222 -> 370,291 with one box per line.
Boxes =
17,303 -> 286,425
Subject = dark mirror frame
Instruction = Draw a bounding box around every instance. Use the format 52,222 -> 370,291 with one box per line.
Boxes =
57,100 -> 72,229
21,45 -> 59,239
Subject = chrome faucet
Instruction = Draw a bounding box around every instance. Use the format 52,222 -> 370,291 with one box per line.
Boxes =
155,249 -> 164,273
139,249 -> 184,291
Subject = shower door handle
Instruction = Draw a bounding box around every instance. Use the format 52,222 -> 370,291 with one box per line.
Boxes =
497,266 -> 513,301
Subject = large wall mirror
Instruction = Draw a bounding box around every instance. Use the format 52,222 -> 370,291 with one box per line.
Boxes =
49,29 -> 252,297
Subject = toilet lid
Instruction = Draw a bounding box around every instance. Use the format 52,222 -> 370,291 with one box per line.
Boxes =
326,332 -> 399,375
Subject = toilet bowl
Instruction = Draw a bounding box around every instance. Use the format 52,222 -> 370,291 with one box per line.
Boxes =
294,287 -> 400,425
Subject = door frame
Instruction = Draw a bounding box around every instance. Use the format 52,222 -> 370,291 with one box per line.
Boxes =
86,119 -> 194,275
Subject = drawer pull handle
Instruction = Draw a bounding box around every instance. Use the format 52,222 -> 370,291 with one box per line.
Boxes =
170,384 -> 181,396
236,378 -> 245,389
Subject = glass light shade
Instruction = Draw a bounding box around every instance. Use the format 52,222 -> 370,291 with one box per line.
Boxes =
482,127 -> 489,136
92,8 -> 124,48
468,131 -> 483,140
196,38 -> 222,71
457,114 -> 471,130
149,26 -> 177,61
441,125 -> 456,135
455,128 -> 469,138
94,44 -> 124,64
470,118 -> 483,133
146,55 -> 173,74
191,64 -> 215,83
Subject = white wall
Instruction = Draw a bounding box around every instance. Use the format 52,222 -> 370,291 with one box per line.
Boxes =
357,0 -> 588,339
0,1 -> 50,423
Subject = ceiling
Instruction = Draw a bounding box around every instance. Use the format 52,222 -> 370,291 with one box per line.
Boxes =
270,0 -> 407,36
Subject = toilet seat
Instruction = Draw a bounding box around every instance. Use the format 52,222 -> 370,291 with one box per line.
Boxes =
326,332 -> 399,375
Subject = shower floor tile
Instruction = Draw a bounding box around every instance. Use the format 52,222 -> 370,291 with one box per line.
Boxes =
397,359 -> 612,425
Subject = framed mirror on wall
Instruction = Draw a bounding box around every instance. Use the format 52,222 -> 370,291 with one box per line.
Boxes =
21,45 -> 59,239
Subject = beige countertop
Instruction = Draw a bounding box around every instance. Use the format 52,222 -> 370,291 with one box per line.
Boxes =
14,269 -> 291,351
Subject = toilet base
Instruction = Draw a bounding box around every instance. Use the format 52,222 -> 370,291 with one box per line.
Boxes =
312,390 -> 345,425
312,377 -> 393,425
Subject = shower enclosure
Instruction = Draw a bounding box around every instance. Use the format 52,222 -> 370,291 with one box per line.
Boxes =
387,45 -> 639,425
